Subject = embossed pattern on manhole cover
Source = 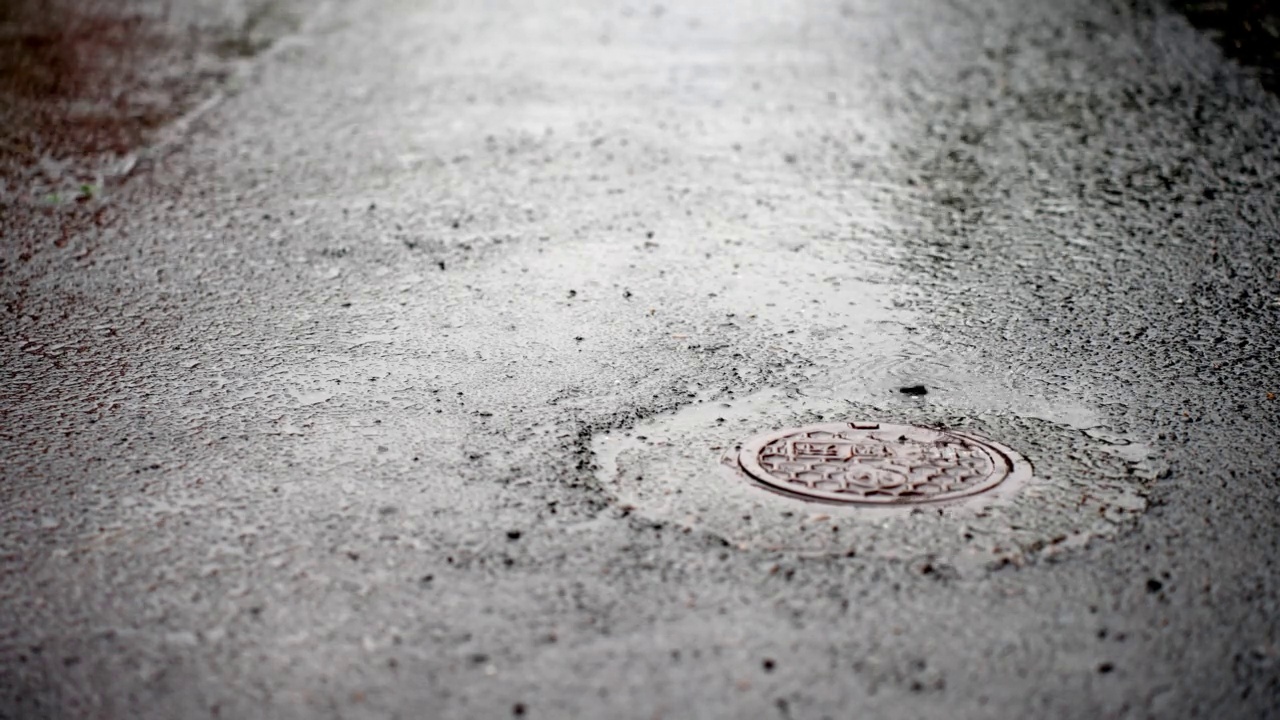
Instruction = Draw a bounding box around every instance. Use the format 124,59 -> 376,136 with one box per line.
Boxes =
737,422 -> 1031,505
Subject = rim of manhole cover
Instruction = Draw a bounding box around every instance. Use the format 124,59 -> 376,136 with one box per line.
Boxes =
737,422 -> 1031,506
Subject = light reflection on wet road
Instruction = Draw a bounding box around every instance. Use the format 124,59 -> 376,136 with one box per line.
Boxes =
2,1 -> 1279,718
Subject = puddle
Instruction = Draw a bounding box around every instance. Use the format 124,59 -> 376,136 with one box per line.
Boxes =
594,378 -> 1163,573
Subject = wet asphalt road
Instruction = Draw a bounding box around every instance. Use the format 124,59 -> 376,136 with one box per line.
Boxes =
2,0 -> 1280,718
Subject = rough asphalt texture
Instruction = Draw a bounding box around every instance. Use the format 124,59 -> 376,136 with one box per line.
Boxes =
3,0 -> 1279,718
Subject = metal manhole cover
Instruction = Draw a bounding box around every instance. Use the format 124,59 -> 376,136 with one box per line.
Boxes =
737,422 -> 1030,505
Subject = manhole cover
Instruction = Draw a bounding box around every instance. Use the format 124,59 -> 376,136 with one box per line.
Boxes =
737,422 -> 1030,505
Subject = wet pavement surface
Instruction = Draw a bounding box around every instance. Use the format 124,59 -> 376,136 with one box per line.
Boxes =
2,0 -> 1279,718
0,0 -> 314,206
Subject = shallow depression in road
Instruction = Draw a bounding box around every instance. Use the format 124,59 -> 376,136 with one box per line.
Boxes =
593,379 -> 1163,572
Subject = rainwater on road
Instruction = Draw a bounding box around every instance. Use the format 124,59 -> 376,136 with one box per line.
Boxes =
2,0 -> 1279,718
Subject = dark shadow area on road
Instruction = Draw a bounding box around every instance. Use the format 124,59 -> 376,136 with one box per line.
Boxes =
0,0 -> 304,203
1166,0 -> 1280,92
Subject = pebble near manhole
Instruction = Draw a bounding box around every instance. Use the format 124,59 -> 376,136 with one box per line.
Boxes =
736,422 -> 1030,505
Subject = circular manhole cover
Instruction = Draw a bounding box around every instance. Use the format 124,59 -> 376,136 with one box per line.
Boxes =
737,422 -> 1030,505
